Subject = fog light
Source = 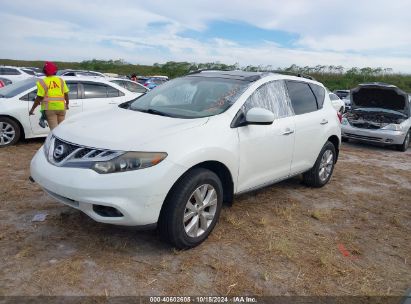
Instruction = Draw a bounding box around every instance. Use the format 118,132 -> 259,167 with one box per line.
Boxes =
93,205 -> 124,217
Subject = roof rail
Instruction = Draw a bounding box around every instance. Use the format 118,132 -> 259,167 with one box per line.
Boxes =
272,70 -> 316,81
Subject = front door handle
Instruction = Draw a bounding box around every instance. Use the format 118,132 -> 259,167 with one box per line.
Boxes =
320,119 -> 328,125
282,128 -> 294,135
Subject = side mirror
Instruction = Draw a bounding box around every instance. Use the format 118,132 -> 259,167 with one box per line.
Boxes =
245,107 -> 275,125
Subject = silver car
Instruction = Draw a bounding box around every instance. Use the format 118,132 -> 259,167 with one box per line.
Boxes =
341,83 -> 411,152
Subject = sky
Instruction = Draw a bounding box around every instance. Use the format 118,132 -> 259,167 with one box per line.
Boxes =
1,0 -> 411,72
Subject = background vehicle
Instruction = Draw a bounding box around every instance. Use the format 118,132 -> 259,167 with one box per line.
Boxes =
57,69 -> 106,78
0,77 -> 12,88
0,66 -> 34,83
328,93 -> 345,113
31,71 -> 341,249
341,83 -> 411,151
0,77 -> 144,147
334,89 -> 350,99
109,78 -> 149,94
143,77 -> 168,89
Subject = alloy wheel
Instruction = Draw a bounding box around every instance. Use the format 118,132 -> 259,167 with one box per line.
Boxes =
318,149 -> 334,182
183,184 -> 218,238
0,122 -> 16,146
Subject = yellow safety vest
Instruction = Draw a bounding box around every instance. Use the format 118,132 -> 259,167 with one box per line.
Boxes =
37,77 -> 66,111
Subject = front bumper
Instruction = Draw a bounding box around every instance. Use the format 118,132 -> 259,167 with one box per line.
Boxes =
341,124 -> 406,145
30,147 -> 187,226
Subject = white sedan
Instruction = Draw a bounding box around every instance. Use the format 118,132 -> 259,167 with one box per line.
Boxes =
0,77 -> 144,147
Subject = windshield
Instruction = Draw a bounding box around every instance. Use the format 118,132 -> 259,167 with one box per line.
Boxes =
129,76 -> 250,118
0,78 -> 37,98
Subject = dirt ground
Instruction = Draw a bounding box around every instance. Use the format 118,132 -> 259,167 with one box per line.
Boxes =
0,138 -> 410,296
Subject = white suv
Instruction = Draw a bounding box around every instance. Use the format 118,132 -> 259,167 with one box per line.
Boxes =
30,71 -> 341,248
0,77 -> 145,146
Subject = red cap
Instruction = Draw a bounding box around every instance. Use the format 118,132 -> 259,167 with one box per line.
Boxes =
43,61 -> 58,76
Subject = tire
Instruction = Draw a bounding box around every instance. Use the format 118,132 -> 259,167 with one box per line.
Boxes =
303,141 -> 336,187
158,168 -> 223,249
0,117 -> 21,147
396,129 -> 410,152
341,137 -> 349,143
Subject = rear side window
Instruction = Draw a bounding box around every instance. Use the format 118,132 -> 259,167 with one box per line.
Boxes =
0,68 -> 21,75
309,83 -> 325,108
107,85 -> 124,97
83,83 -> 125,99
286,81 -> 318,115
83,83 -> 107,98
66,82 -> 79,99
111,80 -> 148,94
243,80 -> 294,119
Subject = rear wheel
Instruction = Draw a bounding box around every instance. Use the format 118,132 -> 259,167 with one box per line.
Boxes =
158,168 -> 223,249
303,141 -> 336,187
0,117 -> 21,147
396,129 -> 410,152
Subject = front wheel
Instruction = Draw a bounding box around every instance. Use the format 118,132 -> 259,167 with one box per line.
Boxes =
303,141 -> 336,187
0,117 -> 21,147
158,168 -> 223,249
396,130 -> 410,152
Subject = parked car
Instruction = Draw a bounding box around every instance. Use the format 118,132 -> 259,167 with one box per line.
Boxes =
57,69 -> 106,78
341,83 -> 411,151
143,77 -> 168,89
0,77 -> 12,88
342,94 -> 351,111
109,78 -> 149,94
328,93 -> 345,113
334,89 -> 350,99
0,66 -> 34,83
0,77 -> 145,147
22,67 -> 44,77
30,70 -> 341,248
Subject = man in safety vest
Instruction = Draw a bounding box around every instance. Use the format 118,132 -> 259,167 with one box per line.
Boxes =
29,61 -> 69,130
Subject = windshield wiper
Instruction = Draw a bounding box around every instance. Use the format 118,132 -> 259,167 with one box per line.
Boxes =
138,108 -> 173,117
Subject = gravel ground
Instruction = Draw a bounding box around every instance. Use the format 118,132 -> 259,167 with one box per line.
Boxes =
0,139 -> 410,296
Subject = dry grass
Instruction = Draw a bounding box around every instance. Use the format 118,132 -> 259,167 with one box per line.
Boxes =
0,140 -> 410,296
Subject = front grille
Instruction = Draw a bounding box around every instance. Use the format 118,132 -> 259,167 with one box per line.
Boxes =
345,133 -> 382,142
48,136 -> 122,167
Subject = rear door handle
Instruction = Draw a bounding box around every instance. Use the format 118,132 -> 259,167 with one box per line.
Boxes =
320,119 -> 328,125
282,128 -> 294,135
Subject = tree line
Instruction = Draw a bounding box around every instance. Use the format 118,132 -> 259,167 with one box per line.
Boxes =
1,59 -> 410,91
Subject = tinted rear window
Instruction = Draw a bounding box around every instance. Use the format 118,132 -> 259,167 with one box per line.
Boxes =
286,81 -> 318,115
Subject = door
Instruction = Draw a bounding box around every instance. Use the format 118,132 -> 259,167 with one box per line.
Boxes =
28,81 -> 82,135
236,80 -> 296,193
81,82 -> 126,112
285,81 -> 327,174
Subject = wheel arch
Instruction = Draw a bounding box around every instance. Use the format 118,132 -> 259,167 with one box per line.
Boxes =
327,135 -> 340,162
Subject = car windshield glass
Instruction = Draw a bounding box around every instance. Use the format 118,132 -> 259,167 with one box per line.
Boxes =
129,76 -> 250,118
0,78 -> 37,98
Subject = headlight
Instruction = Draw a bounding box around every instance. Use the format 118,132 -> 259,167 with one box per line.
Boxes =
43,133 -> 53,156
382,124 -> 403,131
92,152 -> 167,174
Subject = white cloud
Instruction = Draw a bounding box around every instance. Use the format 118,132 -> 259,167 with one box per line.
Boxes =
0,0 -> 410,72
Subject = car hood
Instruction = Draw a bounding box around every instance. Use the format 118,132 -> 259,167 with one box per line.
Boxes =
53,107 -> 209,151
351,84 -> 409,116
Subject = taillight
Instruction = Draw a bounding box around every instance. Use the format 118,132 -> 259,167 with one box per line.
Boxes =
0,80 -> 4,88
337,112 -> 342,123
144,83 -> 148,87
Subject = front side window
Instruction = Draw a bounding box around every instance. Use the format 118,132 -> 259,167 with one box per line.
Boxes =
129,76 -> 250,118
66,82 -> 79,99
22,69 -> 35,76
286,81 -> 318,115
243,80 -> 294,119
